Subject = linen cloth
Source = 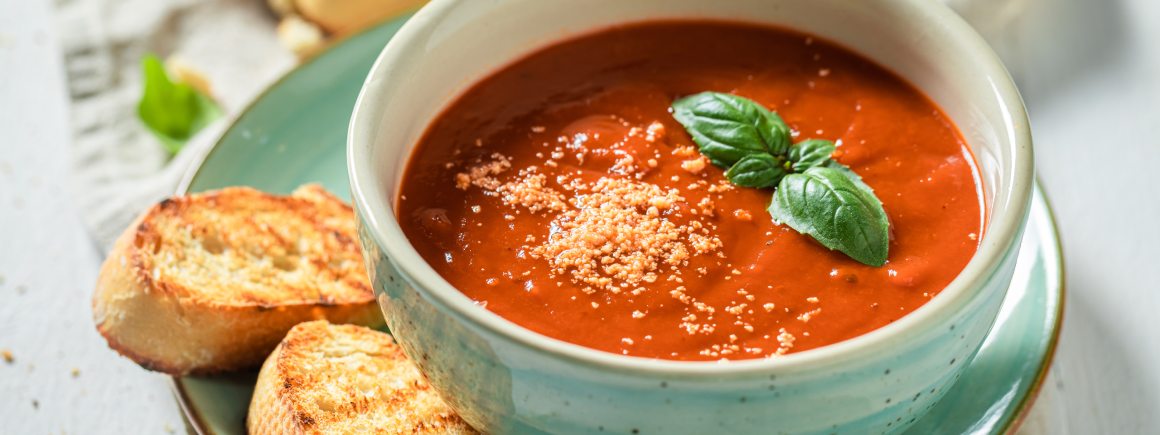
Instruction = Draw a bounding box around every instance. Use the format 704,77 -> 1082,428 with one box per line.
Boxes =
57,0 -> 295,251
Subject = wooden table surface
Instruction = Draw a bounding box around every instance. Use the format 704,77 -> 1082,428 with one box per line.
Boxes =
1,0 -> 1157,433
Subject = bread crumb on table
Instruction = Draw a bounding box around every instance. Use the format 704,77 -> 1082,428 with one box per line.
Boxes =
1,349 -> 13,364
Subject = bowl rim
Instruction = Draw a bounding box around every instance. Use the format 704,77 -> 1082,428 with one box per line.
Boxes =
347,0 -> 1035,377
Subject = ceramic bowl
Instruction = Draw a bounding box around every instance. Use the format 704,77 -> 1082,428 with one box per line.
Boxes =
347,0 -> 1034,433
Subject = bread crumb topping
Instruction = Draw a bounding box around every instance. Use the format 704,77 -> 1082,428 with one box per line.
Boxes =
498,170 -> 568,213
530,177 -> 722,294
457,154 -> 723,296
681,157 -> 707,174
455,153 -> 512,190
776,328 -> 796,354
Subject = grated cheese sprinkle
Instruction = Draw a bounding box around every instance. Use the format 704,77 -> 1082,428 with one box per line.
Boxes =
530,177 -> 722,294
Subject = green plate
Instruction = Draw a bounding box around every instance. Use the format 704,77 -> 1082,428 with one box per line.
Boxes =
173,16 -> 1064,435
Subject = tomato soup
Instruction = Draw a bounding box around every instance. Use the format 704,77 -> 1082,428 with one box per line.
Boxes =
396,21 -> 982,361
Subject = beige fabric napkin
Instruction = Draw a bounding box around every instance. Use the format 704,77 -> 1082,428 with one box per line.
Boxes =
57,0 -> 295,251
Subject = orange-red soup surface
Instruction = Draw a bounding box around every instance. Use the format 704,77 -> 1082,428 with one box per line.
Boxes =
397,21 -> 982,361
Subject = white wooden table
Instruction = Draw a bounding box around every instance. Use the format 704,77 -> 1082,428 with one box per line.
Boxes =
1,0 -> 1157,433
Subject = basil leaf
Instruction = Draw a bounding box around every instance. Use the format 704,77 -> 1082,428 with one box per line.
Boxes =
671,92 -> 790,166
769,167 -> 890,266
824,160 -> 875,194
788,139 -> 836,172
762,111 -> 793,156
725,154 -> 787,188
137,54 -> 222,155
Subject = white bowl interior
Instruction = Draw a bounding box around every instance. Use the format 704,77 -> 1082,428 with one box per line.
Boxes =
349,0 -> 1032,371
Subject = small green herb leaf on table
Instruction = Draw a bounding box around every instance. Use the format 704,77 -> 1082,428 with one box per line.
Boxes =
137,54 -> 222,155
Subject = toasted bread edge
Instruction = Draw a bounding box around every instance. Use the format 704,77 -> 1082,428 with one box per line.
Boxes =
92,187 -> 385,375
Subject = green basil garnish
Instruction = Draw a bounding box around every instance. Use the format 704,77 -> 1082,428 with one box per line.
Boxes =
788,139 -> 836,171
725,154 -> 787,188
769,167 -> 890,266
670,92 -> 890,266
824,160 -> 874,194
671,92 -> 792,166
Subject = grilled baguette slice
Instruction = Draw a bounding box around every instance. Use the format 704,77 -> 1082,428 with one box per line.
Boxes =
249,321 -> 475,434
93,185 -> 384,375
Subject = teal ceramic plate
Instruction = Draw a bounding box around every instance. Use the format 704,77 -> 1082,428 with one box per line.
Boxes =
173,16 -> 1064,435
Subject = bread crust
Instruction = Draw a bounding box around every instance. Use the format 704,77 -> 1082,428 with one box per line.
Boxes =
92,185 -> 384,375
248,321 -> 475,434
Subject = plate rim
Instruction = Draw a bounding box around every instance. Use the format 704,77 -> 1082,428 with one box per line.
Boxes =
169,19 -> 1065,435
999,183 -> 1067,434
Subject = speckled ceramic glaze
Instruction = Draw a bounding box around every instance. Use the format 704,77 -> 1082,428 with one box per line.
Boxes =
348,1 -> 1035,433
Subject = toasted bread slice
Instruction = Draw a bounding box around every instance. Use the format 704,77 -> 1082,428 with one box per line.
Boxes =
93,185 -> 384,375
249,320 -> 475,434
